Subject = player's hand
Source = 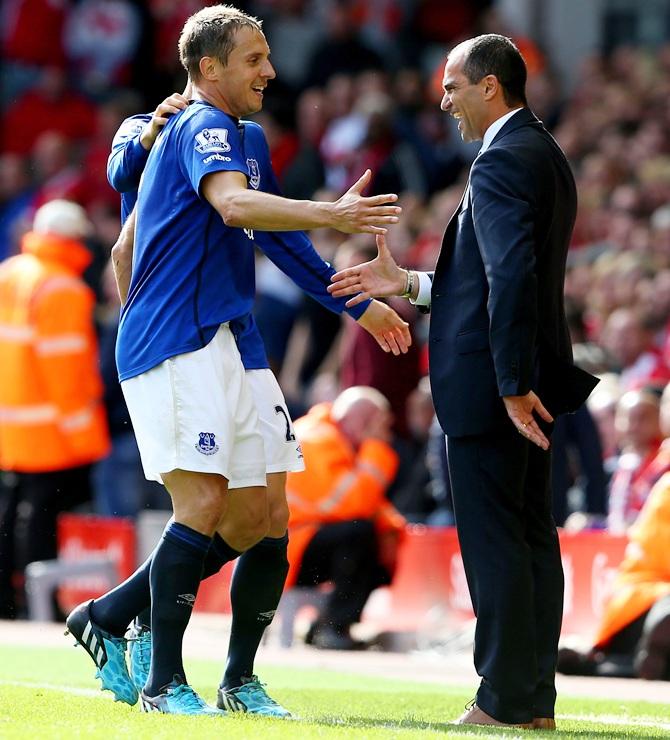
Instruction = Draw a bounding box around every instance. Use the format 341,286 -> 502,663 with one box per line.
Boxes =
329,233 -> 407,307
140,93 -> 190,150
357,299 -> 411,355
331,170 -> 401,235
502,391 -> 553,450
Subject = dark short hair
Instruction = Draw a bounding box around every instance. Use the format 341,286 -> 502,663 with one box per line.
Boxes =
178,4 -> 263,79
461,34 -> 528,107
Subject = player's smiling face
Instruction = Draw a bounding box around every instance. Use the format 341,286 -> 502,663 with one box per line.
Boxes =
216,27 -> 275,118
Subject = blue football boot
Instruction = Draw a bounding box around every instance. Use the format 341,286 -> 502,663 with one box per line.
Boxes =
65,600 -> 138,705
127,619 -> 152,694
217,675 -> 292,718
140,677 -> 224,715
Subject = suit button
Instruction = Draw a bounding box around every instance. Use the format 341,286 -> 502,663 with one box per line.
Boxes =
430,337 -> 441,343
434,293 -> 440,298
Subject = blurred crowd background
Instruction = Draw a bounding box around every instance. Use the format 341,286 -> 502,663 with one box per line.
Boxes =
3,0 -> 670,622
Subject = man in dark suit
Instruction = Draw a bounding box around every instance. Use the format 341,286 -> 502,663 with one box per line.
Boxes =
328,34 -> 597,729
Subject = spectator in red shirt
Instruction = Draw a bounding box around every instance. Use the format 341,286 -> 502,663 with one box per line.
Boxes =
608,388 -> 664,533
600,307 -> 670,392
1,67 -> 96,155
30,131 -> 88,210
3,0 -> 68,69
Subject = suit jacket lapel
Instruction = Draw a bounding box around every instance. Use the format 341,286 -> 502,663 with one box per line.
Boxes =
435,108 -> 542,275
435,185 -> 466,274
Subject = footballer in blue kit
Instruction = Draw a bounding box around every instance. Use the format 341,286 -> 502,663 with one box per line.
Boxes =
107,113 -> 150,224
115,101 -> 374,380
66,3 -> 411,718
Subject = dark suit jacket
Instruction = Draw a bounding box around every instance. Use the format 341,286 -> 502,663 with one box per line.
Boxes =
428,108 -> 597,437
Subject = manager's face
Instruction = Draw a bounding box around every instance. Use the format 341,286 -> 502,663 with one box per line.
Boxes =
440,49 -> 487,143
215,26 -> 276,118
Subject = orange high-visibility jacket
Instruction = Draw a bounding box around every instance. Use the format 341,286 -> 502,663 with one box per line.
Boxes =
0,231 -> 110,472
594,471 -> 670,648
285,402 -> 404,588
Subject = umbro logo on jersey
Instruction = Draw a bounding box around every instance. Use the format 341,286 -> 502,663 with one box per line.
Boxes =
195,432 -> 219,455
296,445 -> 303,459
194,128 -> 231,153
177,593 -> 196,607
203,153 -> 232,164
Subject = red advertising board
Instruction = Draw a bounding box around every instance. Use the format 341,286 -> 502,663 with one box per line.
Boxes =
57,514 -> 136,613
381,526 -> 627,639
192,563 -> 234,613
56,516 -> 628,640
56,513 -> 233,614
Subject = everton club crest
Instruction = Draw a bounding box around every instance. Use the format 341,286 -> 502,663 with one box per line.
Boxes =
246,158 -> 260,189
195,432 -> 219,455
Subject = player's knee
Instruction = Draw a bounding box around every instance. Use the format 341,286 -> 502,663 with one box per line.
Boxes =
191,496 -> 227,533
175,483 -> 227,534
216,485 -> 270,550
268,497 -> 289,536
236,508 -> 270,550
266,473 -> 289,536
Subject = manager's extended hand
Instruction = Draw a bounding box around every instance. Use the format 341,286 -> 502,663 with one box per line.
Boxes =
502,391 -> 553,450
331,171 -> 402,235
357,299 -> 411,355
328,234 -> 407,308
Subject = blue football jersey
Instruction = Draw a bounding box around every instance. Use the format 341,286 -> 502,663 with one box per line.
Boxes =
107,111 -> 271,372
107,113 -> 151,224
116,102 -> 259,380
115,100 -> 369,381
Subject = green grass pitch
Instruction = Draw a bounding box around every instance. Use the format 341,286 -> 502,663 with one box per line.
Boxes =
0,644 -> 668,738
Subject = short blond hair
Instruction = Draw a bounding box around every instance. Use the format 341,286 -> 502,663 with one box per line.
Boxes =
178,4 -> 263,79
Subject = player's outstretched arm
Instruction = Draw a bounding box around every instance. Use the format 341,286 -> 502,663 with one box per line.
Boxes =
202,168 -> 401,235
356,299 -> 411,355
328,234 -> 415,307
111,208 -> 136,305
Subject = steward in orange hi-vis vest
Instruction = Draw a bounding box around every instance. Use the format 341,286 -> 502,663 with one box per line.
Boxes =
594,471 -> 670,648
0,207 -> 109,472
285,398 -> 405,591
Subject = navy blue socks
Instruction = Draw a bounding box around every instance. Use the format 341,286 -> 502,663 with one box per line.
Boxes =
90,554 -> 153,637
90,531 -> 240,635
144,522 -> 211,696
222,534 -> 289,689
204,534 -> 242,578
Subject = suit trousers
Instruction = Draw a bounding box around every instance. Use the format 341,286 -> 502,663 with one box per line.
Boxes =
447,427 -> 563,724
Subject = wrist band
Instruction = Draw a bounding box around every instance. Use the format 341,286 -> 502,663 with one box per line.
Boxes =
400,269 -> 415,298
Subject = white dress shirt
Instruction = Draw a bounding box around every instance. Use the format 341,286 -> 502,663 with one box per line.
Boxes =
411,108 -> 524,307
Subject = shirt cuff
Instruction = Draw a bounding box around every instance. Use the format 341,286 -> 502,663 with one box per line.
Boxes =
410,271 -> 432,307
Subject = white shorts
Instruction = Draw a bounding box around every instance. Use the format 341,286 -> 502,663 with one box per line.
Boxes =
121,324 -> 304,488
245,368 -> 305,479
